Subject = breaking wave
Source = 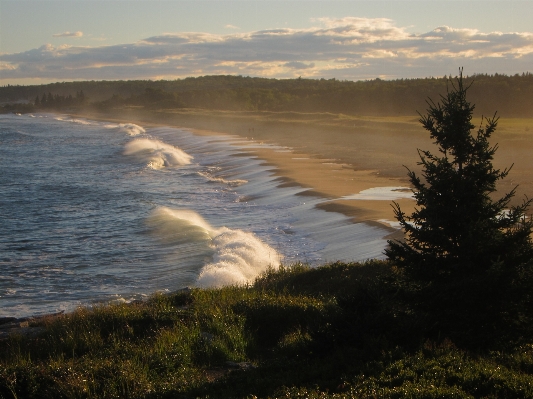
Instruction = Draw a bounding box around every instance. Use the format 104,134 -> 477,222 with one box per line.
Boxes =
54,117 -> 93,125
198,171 -> 248,187
124,138 -> 193,169
102,122 -> 146,136
119,123 -> 145,136
148,207 -> 281,288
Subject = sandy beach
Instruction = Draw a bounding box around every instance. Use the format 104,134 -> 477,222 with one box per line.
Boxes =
73,108 -> 533,231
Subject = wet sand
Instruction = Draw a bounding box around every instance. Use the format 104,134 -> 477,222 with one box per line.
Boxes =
72,108 -> 533,229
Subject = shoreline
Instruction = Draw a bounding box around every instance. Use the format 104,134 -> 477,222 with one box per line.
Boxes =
191,127 -> 414,231
3,110 -> 413,321
69,110 -> 420,231
5,109 -> 532,320
68,107 -> 533,231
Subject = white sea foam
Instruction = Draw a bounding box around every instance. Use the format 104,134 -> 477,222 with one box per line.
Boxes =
150,207 -> 214,235
149,207 -> 280,288
124,138 -> 193,169
341,186 -> 414,201
197,228 -> 280,287
72,118 -> 93,125
54,117 -> 93,125
119,123 -> 145,136
104,122 -> 145,135
198,171 -> 248,187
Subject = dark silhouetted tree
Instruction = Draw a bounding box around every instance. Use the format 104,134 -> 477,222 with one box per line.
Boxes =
385,70 -> 533,347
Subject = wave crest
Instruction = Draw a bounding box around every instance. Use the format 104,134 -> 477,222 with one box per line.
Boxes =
148,207 -> 280,288
124,138 -> 193,169
55,117 -> 93,125
119,123 -> 145,136
198,171 -> 248,187
197,228 -> 280,287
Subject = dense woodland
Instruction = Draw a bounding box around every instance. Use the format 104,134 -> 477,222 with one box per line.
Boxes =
1,72 -> 533,117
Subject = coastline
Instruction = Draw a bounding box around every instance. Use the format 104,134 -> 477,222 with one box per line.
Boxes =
69,109 -> 422,231
3,111 -> 412,321
69,107 -> 533,232
5,109 -> 532,322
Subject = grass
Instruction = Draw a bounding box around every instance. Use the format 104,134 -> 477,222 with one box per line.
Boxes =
3,261 -> 533,398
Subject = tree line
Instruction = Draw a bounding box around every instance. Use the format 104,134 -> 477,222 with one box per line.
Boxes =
33,91 -> 86,108
1,73 -> 533,117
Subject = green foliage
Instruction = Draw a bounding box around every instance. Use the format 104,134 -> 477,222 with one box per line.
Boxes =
233,293 -> 330,349
3,73 -> 533,117
387,71 -> 533,277
386,70 -> 533,348
4,262 -> 533,398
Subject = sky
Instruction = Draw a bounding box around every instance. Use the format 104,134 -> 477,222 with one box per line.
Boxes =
0,0 -> 532,85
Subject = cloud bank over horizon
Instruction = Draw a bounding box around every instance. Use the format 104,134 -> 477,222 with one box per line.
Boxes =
1,18 -> 532,83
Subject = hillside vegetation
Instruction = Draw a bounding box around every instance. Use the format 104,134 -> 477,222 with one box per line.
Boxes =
4,262 -> 533,399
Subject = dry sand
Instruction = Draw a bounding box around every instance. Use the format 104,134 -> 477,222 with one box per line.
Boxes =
73,108 -> 533,229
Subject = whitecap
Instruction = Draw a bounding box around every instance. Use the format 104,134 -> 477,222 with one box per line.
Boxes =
124,138 -> 193,169
196,228 -> 280,287
54,117 -> 93,125
148,207 -> 280,288
119,123 -> 145,136
198,171 -> 248,187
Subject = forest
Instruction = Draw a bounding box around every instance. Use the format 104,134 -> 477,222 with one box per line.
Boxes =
1,72 -> 533,117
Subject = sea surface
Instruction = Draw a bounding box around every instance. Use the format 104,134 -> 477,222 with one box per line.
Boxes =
0,113 -> 389,317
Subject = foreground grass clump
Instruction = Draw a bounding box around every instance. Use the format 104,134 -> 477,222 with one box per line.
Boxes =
2,261 -> 533,398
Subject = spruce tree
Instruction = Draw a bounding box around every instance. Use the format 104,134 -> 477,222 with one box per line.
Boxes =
386,70 -> 532,278
385,70 -> 533,345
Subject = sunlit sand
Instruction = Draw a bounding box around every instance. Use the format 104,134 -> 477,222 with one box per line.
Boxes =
72,109 -> 533,229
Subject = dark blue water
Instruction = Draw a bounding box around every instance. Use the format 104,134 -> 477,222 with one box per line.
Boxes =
0,113 -> 389,317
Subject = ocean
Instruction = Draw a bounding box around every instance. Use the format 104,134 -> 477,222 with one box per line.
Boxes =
0,113 -> 389,318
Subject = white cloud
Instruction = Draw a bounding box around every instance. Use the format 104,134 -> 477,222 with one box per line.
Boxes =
52,31 -> 83,38
1,18 -> 532,83
284,61 -> 315,69
225,24 -> 240,30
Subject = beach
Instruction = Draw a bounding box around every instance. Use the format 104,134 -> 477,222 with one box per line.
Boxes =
73,108 -> 533,230
4,112 -> 403,317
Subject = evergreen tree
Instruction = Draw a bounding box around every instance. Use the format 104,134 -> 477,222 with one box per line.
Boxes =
34,95 -> 40,107
385,70 -> 533,346
76,90 -> 85,103
386,70 -> 532,279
